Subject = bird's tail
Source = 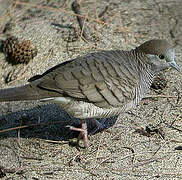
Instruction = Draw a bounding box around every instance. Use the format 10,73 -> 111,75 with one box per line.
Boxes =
0,83 -> 59,102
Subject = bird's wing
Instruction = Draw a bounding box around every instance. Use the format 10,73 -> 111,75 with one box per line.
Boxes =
32,50 -> 140,108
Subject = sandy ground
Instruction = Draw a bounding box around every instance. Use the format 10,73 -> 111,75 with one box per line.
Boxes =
0,0 -> 182,179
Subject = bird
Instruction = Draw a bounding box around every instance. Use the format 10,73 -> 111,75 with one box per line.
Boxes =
0,39 -> 180,147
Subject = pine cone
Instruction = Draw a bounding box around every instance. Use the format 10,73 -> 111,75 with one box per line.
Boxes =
2,36 -> 19,55
11,40 -> 38,64
2,36 -> 38,65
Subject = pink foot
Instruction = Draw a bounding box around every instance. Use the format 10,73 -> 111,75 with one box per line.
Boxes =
66,120 -> 88,148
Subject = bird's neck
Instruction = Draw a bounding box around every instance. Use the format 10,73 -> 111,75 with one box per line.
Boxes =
130,50 -> 156,104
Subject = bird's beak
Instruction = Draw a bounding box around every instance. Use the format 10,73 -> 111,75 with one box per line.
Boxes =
169,61 -> 180,72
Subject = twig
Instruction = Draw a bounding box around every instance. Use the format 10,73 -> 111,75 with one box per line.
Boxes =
143,95 -> 179,99
152,140 -> 169,157
0,120 -> 65,134
71,0 -> 91,42
98,6 -> 109,18
20,156 -> 43,161
121,146 -> 135,164
0,166 -> 25,175
14,1 -> 108,25
17,128 -> 21,147
133,157 -> 163,168
166,125 -> 182,133
173,87 -> 181,104
44,139 -> 69,144
95,156 -> 115,169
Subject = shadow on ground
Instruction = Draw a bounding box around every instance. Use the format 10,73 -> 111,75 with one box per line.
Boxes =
0,103 -> 117,143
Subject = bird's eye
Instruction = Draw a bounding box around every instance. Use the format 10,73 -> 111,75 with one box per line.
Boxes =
159,55 -> 165,59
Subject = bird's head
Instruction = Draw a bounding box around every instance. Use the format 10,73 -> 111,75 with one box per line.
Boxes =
136,39 -> 180,72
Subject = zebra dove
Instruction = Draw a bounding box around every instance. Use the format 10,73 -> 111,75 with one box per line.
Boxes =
0,39 -> 180,147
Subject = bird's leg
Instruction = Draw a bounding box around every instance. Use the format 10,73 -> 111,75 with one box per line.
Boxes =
90,119 -> 107,135
67,120 -> 88,148
78,120 -> 88,147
